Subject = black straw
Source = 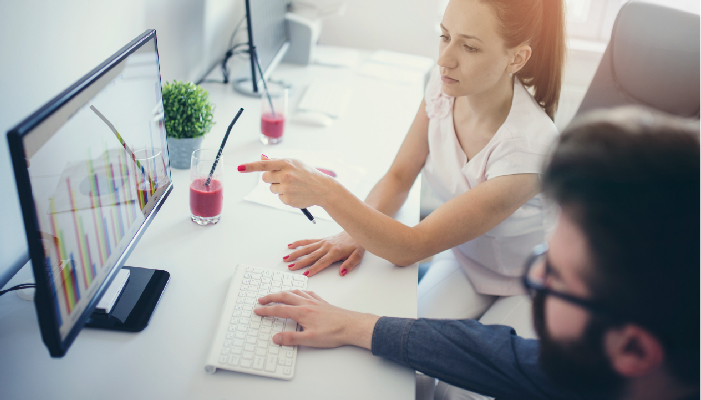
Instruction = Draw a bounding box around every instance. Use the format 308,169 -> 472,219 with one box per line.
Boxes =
205,108 -> 244,186
251,46 -> 276,117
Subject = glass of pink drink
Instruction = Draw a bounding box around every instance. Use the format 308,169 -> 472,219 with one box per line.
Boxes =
190,149 -> 223,225
260,84 -> 288,145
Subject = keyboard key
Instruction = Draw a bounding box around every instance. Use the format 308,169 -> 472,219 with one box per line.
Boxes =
271,281 -> 281,287
278,357 -> 286,365
284,367 -> 292,375
237,325 -> 247,332
251,280 -> 261,286
231,347 -> 243,355
251,274 -> 262,280
219,355 -> 228,364
246,291 -> 256,298
244,273 -> 252,279
269,346 -> 280,355
244,344 -> 255,352
261,277 -> 271,283
246,336 -> 257,344
243,352 -> 254,360
253,356 -> 265,370
232,310 -> 241,317
248,329 -> 259,337
244,298 -> 255,305
221,348 -> 230,355
250,321 -> 261,330
250,315 -> 262,323
234,339 -> 245,347
259,333 -> 270,341
236,332 -> 246,339
242,311 -> 252,317
266,355 -> 277,372
261,326 -> 272,334
229,355 -> 240,366
226,332 -> 235,340
262,319 -> 273,327
224,340 -> 232,347
241,359 -> 252,368
292,281 -> 304,287
257,340 -> 268,348
256,348 -> 266,357
282,346 -> 293,352
292,275 -> 305,281
285,359 -> 293,367
263,270 -> 272,277
243,305 -> 253,311
281,286 -> 291,291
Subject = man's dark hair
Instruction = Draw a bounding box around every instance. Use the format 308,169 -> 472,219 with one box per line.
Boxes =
542,107 -> 700,385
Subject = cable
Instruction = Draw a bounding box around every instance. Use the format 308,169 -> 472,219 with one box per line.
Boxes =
228,14 -> 247,50
0,283 -> 35,297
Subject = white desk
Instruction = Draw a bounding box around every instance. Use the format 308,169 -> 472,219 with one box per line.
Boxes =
0,56 -> 425,399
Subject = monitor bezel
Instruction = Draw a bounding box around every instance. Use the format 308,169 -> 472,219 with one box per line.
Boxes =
6,29 -> 172,357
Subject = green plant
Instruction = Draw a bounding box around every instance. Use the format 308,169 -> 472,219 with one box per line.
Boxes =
162,81 -> 215,139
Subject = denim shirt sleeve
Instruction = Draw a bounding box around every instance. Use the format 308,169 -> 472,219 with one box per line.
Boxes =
371,317 -> 585,400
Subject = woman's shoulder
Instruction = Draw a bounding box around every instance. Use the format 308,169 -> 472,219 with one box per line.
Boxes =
424,66 -> 454,120
498,79 -> 559,152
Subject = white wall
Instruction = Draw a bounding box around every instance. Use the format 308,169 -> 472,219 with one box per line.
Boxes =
0,0 -> 242,281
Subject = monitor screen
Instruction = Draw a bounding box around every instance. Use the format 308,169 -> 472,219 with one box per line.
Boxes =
6,30 -> 171,357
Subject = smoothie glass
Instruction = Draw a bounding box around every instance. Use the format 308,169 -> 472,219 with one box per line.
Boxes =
190,149 -> 223,225
260,84 -> 287,145
133,148 -> 168,213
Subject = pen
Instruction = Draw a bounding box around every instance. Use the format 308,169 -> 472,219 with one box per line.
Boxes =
301,208 -> 316,224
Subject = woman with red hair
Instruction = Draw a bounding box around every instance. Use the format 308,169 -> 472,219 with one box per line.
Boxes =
240,0 -> 565,372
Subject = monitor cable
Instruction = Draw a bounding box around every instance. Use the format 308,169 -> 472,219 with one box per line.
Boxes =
0,283 -> 35,297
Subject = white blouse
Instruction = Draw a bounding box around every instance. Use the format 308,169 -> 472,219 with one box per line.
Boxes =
422,67 -> 559,296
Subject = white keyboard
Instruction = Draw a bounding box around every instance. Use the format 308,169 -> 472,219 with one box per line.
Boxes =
204,265 -> 308,380
296,80 -> 353,118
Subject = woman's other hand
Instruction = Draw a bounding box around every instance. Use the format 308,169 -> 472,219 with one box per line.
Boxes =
284,232 -> 366,278
254,290 -> 379,350
238,155 -> 338,209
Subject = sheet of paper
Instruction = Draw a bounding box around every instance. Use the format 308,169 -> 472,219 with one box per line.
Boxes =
243,151 -> 370,221
368,50 -> 435,72
357,62 -> 426,86
314,45 -> 361,68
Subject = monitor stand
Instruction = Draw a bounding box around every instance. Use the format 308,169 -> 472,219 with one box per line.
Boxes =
85,266 -> 169,332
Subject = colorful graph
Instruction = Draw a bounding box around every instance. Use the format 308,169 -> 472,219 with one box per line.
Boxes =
44,146 -> 159,317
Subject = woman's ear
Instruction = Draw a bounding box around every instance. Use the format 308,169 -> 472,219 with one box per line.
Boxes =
508,44 -> 532,75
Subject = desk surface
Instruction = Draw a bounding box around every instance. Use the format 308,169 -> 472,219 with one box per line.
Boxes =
0,54 -> 424,400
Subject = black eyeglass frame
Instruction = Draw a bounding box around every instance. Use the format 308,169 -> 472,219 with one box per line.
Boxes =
521,243 -> 625,321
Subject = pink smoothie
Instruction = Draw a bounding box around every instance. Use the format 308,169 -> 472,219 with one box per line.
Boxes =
261,112 -> 285,138
190,178 -> 223,217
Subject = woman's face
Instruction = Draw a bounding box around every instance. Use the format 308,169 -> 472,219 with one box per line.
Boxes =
438,0 -> 516,98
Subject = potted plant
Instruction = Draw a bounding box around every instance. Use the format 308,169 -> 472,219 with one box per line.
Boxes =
162,81 -> 215,169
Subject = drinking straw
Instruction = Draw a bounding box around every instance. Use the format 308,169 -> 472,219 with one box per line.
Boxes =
205,108 -> 244,186
90,105 -> 154,192
251,47 -> 276,117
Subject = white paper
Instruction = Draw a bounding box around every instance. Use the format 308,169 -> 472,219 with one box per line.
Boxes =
313,45 -> 361,68
357,62 -> 425,86
243,151 -> 370,221
368,50 -> 435,72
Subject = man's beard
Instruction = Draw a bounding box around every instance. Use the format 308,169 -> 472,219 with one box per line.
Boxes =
532,291 -> 624,396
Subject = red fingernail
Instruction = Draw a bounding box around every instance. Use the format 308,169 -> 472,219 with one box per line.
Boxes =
303,271 -> 309,276
283,255 -> 289,260
262,154 -> 268,159
287,244 -> 293,247
341,269 -> 347,276
288,263 -> 295,268
237,165 -> 246,171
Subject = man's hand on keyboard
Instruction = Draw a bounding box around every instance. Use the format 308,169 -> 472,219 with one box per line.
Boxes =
255,290 -> 380,350
285,231 -> 366,277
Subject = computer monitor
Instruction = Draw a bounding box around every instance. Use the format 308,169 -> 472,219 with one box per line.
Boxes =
6,29 -> 172,357
233,0 -> 290,95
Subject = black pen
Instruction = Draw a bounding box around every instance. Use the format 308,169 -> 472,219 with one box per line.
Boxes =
301,208 -> 316,224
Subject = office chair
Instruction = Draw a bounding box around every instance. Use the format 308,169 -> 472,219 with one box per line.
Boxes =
576,1 -> 700,118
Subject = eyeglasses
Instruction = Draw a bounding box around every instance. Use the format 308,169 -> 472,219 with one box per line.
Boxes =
521,243 -> 619,319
